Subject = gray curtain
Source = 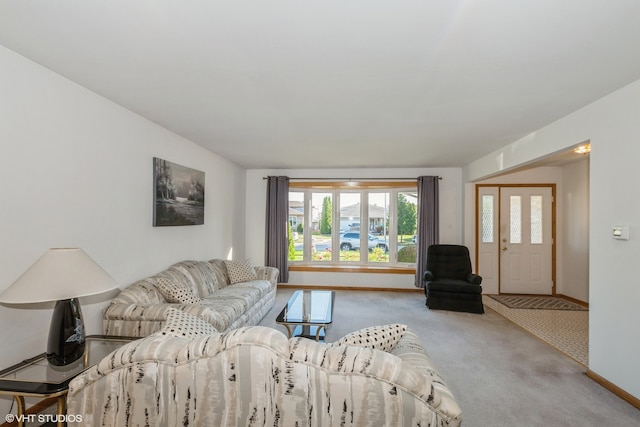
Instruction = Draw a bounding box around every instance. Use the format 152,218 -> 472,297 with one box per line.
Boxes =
415,176 -> 439,288
265,176 -> 290,283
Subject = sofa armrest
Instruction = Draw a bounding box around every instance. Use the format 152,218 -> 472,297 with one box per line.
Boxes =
254,266 -> 279,286
103,303 -> 226,331
391,330 -> 462,425
466,273 -> 482,285
290,331 -> 461,426
423,270 -> 435,282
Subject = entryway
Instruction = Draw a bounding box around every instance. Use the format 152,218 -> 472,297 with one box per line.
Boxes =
482,295 -> 588,366
476,184 -> 555,295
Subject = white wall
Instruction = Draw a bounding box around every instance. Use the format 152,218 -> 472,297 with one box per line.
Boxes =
464,79 -> 640,400
0,47 -> 246,412
560,158 -> 589,302
245,168 -> 463,289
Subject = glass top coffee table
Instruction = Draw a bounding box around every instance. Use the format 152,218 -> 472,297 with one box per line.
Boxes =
276,290 -> 335,341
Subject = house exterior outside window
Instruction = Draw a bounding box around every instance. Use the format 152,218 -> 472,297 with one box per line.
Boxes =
288,182 -> 417,267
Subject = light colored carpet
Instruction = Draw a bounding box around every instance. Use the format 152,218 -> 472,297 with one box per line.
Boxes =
484,295 -> 589,366
259,289 -> 640,427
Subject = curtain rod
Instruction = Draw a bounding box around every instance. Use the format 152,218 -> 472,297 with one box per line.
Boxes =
262,176 -> 442,181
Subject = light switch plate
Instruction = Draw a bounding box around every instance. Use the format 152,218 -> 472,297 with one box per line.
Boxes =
612,226 -> 629,240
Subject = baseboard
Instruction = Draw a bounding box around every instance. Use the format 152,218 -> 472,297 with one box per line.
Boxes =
556,293 -> 589,308
277,284 -> 423,293
586,369 -> 640,410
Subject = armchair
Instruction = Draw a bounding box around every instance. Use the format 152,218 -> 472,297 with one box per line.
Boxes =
423,244 -> 484,314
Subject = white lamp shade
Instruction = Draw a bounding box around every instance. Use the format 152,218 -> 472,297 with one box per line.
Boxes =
0,248 -> 119,304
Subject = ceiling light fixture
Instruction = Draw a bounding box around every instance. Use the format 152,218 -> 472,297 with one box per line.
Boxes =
573,144 -> 591,154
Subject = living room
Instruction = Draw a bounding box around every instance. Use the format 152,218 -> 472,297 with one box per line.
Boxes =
1,2 -> 639,424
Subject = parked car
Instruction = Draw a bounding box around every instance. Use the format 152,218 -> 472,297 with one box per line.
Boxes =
339,232 -> 388,251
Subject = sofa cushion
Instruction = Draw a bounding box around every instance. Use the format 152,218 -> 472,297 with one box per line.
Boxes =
160,308 -> 219,339
208,259 -> 231,287
333,324 -> 408,352
170,261 -> 221,298
111,278 -> 166,304
217,280 -> 273,301
224,259 -> 258,284
156,277 -> 202,304
199,284 -> 266,328
155,268 -> 201,297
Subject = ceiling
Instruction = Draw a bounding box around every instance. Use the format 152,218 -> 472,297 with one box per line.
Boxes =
1,1 -> 639,169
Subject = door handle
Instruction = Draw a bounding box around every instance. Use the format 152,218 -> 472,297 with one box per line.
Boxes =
502,247 -> 508,251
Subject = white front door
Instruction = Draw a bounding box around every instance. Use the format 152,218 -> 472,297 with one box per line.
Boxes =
477,187 -> 500,294
499,187 -> 553,294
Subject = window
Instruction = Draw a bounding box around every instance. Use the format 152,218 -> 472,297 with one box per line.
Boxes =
481,195 -> 494,243
530,195 -> 543,244
339,192 -> 361,261
312,192 -> 333,262
288,182 -> 418,267
510,195 -> 522,244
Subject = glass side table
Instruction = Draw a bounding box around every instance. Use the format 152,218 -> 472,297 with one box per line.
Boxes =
276,290 -> 335,341
0,335 -> 136,426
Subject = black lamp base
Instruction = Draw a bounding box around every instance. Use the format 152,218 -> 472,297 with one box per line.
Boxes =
47,298 -> 86,366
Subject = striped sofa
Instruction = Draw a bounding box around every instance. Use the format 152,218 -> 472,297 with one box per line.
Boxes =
68,324 -> 462,427
102,259 -> 278,337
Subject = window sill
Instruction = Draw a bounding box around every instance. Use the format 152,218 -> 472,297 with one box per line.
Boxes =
289,265 -> 416,274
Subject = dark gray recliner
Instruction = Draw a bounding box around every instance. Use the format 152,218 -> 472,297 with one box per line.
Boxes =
423,244 -> 484,314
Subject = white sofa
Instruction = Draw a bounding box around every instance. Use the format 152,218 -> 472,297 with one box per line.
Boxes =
102,259 -> 278,336
68,320 -> 462,427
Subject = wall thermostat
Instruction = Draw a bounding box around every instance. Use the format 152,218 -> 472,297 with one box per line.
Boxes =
612,226 -> 629,240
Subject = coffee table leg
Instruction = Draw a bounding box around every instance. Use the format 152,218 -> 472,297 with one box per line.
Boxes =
57,394 -> 67,427
282,324 -> 293,338
315,326 -> 325,341
14,395 -> 25,427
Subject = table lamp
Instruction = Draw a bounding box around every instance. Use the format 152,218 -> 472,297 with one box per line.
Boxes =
0,248 -> 119,366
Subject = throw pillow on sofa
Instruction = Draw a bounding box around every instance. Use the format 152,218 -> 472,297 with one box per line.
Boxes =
333,324 -> 408,352
160,308 -> 219,339
224,259 -> 258,284
156,277 -> 202,304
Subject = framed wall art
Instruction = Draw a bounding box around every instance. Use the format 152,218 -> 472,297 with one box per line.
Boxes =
153,157 -> 205,226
